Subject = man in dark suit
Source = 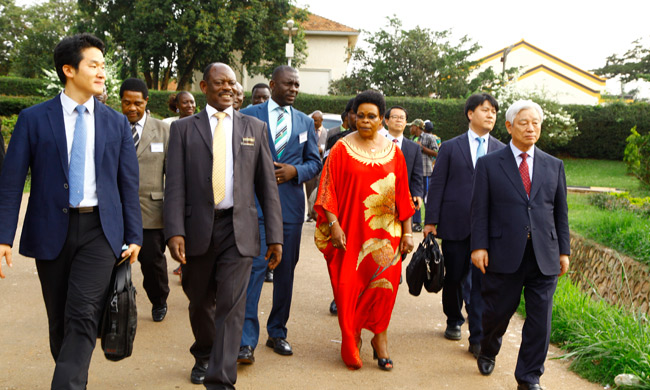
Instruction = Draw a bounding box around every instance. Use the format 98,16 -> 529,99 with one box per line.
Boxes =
0,127 -> 5,172
383,105 -> 424,213
120,78 -> 170,322
238,65 -> 321,363
424,93 -> 504,358
164,62 -> 283,388
0,33 -> 142,389
470,100 -> 570,390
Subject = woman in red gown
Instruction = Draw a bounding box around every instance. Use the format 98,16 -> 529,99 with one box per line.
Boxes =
314,90 -> 414,370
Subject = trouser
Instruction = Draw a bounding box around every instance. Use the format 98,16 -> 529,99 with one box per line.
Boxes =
36,208 -> 116,390
181,211 -> 252,390
241,222 -> 302,348
138,228 -> 169,307
480,241 -> 558,385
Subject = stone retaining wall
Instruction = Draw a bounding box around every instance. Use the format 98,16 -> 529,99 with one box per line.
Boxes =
569,232 -> 650,315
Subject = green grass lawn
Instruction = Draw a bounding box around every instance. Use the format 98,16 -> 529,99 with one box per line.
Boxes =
563,158 -> 650,197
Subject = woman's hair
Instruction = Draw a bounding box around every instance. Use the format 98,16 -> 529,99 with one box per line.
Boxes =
352,90 -> 386,117
168,91 -> 192,112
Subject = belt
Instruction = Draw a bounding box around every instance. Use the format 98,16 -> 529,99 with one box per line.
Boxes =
214,208 -> 233,219
527,231 -> 532,240
70,206 -> 97,214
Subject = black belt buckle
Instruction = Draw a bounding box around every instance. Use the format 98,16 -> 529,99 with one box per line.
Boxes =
527,231 -> 532,240
73,206 -> 96,214
214,208 -> 233,219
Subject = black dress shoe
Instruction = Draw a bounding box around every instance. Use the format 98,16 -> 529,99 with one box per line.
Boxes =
444,324 -> 461,340
266,337 -> 293,355
237,345 -> 255,364
329,299 -> 337,315
152,304 -> 167,322
477,355 -> 495,376
190,361 -> 208,384
517,383 -> 542,390
468,343 -> 481,359
265,268 -> 274,283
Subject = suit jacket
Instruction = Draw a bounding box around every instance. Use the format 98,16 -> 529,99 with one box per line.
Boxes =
425,132 -> 505,241
0,131 -> 5,173
137,114 -> 170,229
0,94 -> 143,259
163,109 -> 283,258
400,138 -> 424,198
240,101 -> 321,224
470,146 -> 570,275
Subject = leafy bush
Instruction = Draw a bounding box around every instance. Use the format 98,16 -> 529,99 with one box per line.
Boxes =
0,96 -> 48,116
624,126 -> 650,187
0,76 -> 49,97
590,192 -> 650,216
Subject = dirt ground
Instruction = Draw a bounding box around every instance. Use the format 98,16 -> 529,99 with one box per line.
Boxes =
0,195 -> 604,390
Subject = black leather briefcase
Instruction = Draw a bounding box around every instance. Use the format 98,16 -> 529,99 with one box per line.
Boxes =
99,259 -> 137,361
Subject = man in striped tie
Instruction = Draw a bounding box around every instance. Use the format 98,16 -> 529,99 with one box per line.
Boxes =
238,65 -> 321,363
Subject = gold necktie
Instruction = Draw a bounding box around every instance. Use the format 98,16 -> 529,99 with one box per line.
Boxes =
212,112 -> 227,205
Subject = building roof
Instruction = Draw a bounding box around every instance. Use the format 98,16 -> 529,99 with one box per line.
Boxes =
478,39 -> 606,85
303,12 -> 359,34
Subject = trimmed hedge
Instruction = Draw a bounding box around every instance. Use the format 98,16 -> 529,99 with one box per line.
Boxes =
2,75 -> 649,160
0,77 -> 50,97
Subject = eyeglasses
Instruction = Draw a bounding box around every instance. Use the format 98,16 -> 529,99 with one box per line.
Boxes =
389,115 -> 406,120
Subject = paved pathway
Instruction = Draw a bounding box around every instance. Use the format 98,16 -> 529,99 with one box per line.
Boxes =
0,195 -> 603,389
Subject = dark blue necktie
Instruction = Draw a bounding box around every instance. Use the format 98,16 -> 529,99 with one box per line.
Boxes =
69,105 -> 87,206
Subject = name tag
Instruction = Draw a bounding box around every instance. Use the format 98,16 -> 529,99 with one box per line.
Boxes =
151,143 -> 164,153
241,137 -> 255,146
299,132 -> 308,144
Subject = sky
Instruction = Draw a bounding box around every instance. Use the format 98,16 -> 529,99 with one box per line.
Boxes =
297,0 -> 649,76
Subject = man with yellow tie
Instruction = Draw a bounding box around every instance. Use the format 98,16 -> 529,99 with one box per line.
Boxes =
164,62 -> 283,389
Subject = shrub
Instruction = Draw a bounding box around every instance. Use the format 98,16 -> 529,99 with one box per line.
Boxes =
0,96 -> 48,116
0,77 -> 50,97
624,126 -> 650,187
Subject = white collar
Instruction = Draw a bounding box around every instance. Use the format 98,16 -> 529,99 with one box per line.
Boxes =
60,92 -> 94,116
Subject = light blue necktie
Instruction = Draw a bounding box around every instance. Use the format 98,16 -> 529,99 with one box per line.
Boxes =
275,107 -> 288,158
475,136 -> 486,163
69,105 -> 87,206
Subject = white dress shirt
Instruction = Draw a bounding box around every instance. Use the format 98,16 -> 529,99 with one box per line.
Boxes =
510,141 -> 534,182
61,92 -> 98,207
205,104 -> 235,209
268,98 -> 292,144
132,112 -> 147,140
384,131 -> 403,149
467,129 -> 490,167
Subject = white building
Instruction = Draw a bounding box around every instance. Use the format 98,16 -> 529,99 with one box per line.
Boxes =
475,40 -> 607,105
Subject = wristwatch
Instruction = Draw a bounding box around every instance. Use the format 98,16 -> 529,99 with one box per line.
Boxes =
328,219 -> 337,228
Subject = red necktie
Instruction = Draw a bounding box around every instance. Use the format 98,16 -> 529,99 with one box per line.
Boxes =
519,152 -> 531,196
392,139 -> 398,144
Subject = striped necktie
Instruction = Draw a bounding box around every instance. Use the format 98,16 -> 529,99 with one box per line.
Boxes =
275,107 -> 288,158
519,153 -> 531,197
212,112 -> 227,205
69,105 -> 87,206
132,124 -> 140,148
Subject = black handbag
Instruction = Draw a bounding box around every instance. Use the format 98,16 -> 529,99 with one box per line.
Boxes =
99,258 -> 137,361
406,233 -> 445,296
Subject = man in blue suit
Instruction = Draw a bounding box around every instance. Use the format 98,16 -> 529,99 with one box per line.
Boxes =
238,65 -> 321,363
0,34 -> 142,389
424,93 -> 504,358
470,100 -> 570,390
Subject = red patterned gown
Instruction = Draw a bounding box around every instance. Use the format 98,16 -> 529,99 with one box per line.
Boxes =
314,138 -> 414,369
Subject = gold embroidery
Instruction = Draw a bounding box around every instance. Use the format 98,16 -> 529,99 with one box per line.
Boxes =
314,223 -> 331,251
357,238 -> 392,270
341,138 -> 396,166
363,173 -> 401,237
368,278 -> 393,291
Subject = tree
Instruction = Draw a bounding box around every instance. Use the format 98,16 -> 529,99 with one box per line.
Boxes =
0,0 -> 26,75
79,0 -> 308,90
595,38 -> 650,98
328,17 -> 504,98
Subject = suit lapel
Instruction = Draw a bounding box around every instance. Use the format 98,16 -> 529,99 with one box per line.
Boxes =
137,115 -> 155,157
457,133 -> 474,171
281,107 -> 301,162
47,95 -> 69,180
498,148 -> 529,201
529,147 -> 546,201
194,110 -> 213,154
94,99 -> 107,172
487,135 -> 500,153
258,102 -> 278,161
232,111 -> 243,163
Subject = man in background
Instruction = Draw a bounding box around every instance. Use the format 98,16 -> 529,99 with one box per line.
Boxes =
409,118 -> 438,232
238,65 -> 321,364
424,93 -> 504,359
251,83 -> 271,106
120,78 -> 170,322
234,82 -> 244,111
